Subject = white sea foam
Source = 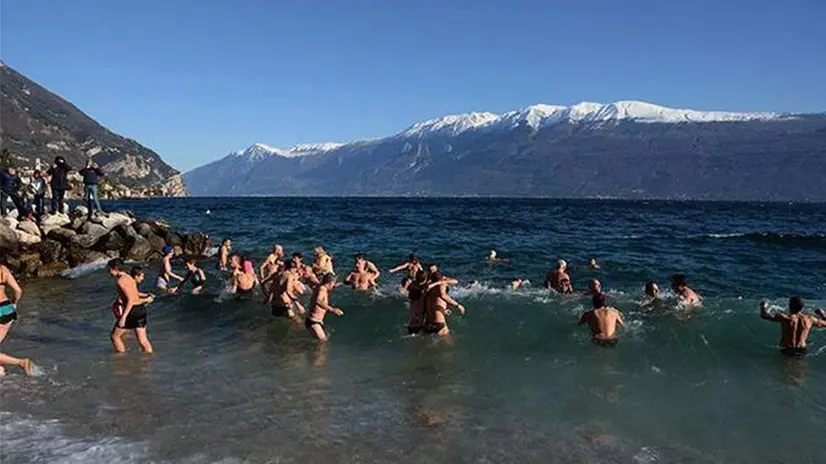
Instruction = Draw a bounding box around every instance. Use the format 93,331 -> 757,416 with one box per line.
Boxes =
60,258 -> 109,279
0,411 -> 149,463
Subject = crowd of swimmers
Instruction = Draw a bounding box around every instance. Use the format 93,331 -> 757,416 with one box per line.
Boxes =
2,243 -> 826,376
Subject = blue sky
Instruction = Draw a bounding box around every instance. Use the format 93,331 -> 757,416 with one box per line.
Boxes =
3,0 -> 825,171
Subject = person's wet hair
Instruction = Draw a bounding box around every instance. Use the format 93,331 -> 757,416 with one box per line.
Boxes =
285,260 -> 297,270
644,280 -> 658,295
130,266 -> 144,277
430,271 -> 444,282
592,293 -> 607,309
107,258 -> 125,271
321,273 -> 336,286
671,274 -> 687,287
789,296 -> 804,314
222,238 -> 231,245
292,252 -> 303,260
408,253 -> 418,263
414,270 -> 427,284
354,253 -> 365,261
186,256 -> 198,265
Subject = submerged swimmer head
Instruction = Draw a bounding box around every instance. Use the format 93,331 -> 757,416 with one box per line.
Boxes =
489,250 -> 497,260
587,279 -> 602,295
557,260 -> 567,271
645,280 -> 660,298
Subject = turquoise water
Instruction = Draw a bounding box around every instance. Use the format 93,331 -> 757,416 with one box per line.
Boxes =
2,198 -> 826,463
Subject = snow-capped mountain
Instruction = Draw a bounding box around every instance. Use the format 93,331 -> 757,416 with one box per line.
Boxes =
185,100 -> 825,200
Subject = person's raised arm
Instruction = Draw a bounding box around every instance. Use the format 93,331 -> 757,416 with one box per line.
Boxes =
367,261 -> 381,279
759,300 -> 781,322
389,263 -> 407,274
439,286 -> 465,314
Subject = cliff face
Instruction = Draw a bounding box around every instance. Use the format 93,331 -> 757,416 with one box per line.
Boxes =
0,61 -> 185,193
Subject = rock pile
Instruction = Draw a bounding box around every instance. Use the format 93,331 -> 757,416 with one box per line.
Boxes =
0,207 -> 211,278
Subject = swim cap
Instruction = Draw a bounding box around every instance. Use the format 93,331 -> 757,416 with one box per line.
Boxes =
558,259 -> 567,268
243,260 -> 254,274
162,245 -> 174,256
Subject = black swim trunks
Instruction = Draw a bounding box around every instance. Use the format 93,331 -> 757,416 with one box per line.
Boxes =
0,300 -> 17,325
115,305 -> 147,330
407,325 -> 423,335
592,338 -> 618,348
272,304 -> 292,318
424,322 -> 446,334
305,318 -> 324,330
781,347 -> 808,358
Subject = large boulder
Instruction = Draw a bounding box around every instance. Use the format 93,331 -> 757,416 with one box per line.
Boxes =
146,232 -> 165,253
1,215 -> 19,231
2,254 -> 21,273
79,222 -> 108,241
36,261 -> 69,278
134,222 -> 153,238
46,227 -> 77,245
40,239 -> 64,263
17,220 -> 41,237
164,231 -> 184,247
70,217 -> 86,231
40,213 -> 71,236
65,245 -> 96,267
74,205 -> 89,218
98,229 -> 126,252
183,232 -> 210,257
120,224 -> 139,239
124,235 -> 153,261
15,229 -> 42,246
98,212 -> 132,230
18,252 -> 42,276
0,223 -> 19,252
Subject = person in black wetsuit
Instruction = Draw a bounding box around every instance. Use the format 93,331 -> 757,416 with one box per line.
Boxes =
180,257 -> 207,294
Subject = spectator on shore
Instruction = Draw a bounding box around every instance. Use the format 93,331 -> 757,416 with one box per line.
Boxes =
79,160 -> 105,218
47,156 -> 71,214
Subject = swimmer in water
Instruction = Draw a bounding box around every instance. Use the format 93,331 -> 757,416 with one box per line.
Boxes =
424,272 -> 466,336
640,280 -> 662,308
760,298 -> 826,358
389,253 -> 423,291
589,257 -> 600,270
466,280 -> 481,290
545,260 -> 573,294
510,278 -> 528,290
179,257 -> 207,294
671,274 -> 701,307
0,264 -> 34,376
156,245 -> 184,293
406,271 -> 428,334
108,259 -> 155,353
578,293 -> 625,347
487,250 -> 511,265
586,279 -> 602,297
217,238 -> 232,271
260,244 -> 284,282
313,246 -> 335,276
271,261 -> 306,318
305,273 -> 344,341
345,254 -> 380,291
232,260 -> 260,299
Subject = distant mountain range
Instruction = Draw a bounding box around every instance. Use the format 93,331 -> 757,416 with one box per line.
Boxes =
0,62 -> 185,194
184,101 -> 826,201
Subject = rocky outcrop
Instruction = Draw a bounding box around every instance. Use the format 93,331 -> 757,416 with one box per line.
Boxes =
0,208 -> 213,279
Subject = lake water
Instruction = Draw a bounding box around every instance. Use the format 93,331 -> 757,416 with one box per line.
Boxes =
2,198 -> 826,463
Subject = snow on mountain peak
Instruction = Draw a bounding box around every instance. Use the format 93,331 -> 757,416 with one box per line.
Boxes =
233,141 -> 344,159
402,111 -> 500,137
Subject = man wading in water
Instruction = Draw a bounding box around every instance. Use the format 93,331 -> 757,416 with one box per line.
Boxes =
579,293 -> 625,346
760,298 -> 826,357
305,273 -> 344,341
108,259 -> 155,353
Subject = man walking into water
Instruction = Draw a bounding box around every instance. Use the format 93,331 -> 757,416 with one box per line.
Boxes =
346,253 -> 380,291
217,238 -> 232,271
157,245 -> 184,292
579,293 -> 625,346
108,259 -> 155,353
760,298 -> 826,357
306,273 -> 344,341
0,264 -> 34,376
671,274 -> 701,307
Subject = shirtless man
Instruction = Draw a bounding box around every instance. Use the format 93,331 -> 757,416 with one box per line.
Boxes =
760,298 -> 826,357
579,293 -> 625,346
217,238 -> 232,271
586,279 -> 602,297
157,245 -> 184,292
545,260 -> 573,294
671,274 -> 701,307
271,261 -> 306,319
424,272 -> 466,336
108,259 -> 155,353
346,254 -> 380,291
0,264 -> 33,376
389,253 -> 423,291
260,244 -> 284,281
305,273 -> 344,341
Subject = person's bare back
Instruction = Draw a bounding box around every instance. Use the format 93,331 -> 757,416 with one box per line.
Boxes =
579,293 -> 624,344
760,298 -> 826,355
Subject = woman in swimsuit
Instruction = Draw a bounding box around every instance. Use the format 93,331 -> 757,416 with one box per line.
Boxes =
389,254 -> 423,292
180,257 -> 207,294
0,265 -> 33,376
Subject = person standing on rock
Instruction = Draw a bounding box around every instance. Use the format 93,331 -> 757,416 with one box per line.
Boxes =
1,166 -> 29,219
0,264 -> 34,376
29,170 -> 48,219
107,259 -> 154,353
79,160 -> 105,218
47,156 -> 71,215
